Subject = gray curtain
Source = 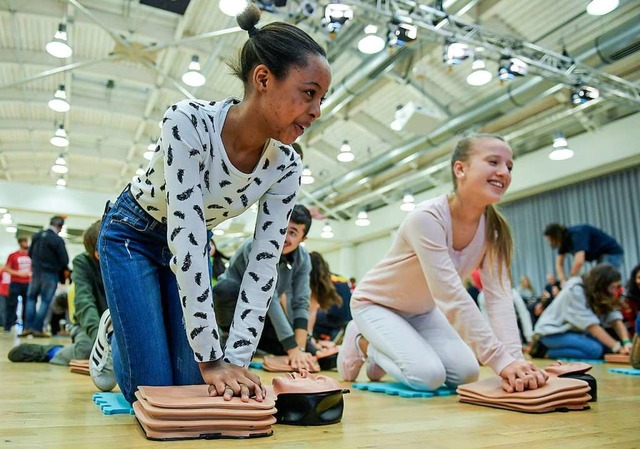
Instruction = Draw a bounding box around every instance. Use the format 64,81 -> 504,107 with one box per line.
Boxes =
500,166 -> 640,295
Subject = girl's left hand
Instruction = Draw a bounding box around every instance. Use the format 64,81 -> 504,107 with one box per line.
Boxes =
499,360 -> 548,393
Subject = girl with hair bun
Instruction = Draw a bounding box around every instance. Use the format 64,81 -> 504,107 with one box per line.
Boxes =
94,4 -> 331,404
339,134 -> 548,393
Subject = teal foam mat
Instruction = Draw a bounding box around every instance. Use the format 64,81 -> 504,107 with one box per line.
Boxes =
92,392 -> 134,415
557,358 -> 604,364
607,367 -> 640,376
352,382 -> 456,398
249,361 -> 264,370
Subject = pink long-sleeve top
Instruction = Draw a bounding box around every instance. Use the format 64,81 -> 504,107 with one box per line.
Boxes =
352,194 -> 523,374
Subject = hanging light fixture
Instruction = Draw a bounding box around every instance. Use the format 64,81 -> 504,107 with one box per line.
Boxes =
355,210 -> 370,227
136,165 -> 145,176
466,59 -> 492,86
0,208 -> 7,214
357,24 -> 386,54
52,154 -> 69,174
301,166 -> 315,185
213,229 -> 225,236
5,226 -> 17,234
337,140 -> 354,162
498,57 -> 528,81
548,132 -> 574,161
1,213 -> 12,225
400,193 -> 415,212
571,85 -> 600,105
586,0 -> 619,15
48,85 -> 70,112
56,176 -> 67,188
50,124 -> 69,147
182,55 -> 206,87
320,222 -> 334,239
324,2 -> 354,38
443,40 -> 472,65
219,0 -> 248,16
46,23 -> 73,59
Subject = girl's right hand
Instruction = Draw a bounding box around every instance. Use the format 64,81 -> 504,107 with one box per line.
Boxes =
499,360 -> 548,393
287,347 -> 318,371
199,360 -> 266,402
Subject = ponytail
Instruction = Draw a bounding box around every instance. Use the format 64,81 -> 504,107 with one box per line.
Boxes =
484,204 -> 513,281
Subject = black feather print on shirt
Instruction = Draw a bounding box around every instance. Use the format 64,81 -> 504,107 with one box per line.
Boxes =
146,168 -> 155,177
241,309 -> 251,320
207,204 -> 223,210
150,187 -> 155,198
174,210 -> 185,219
286,161 -> 298,170
170,227 -> 184,241
262,221 -> 273,231
181,252 -> 192,271
172,125 -> 181,141
146,205 -> 159,212
222,211 -> 229,217
279,145 -> 291,156
247,327 -> 258,338
195,352 -> 203,362
182,296 -> 187,308
261,278 -> 274,292
189,148 -> 199,157
177,169 -> 184,183
219,180 -> 231,188
277,171 -> 295,183
195,272 -> 202,286
240,194 -> 248,207
212,328 -> 219,340
237,183 -> 251,193
167,145 -> 174,166
209,348 -> 217,360
135,190 -> 143,200
257,252 -> 275,261
160,183 -> 166,192
241,290 -> 248,303
177,187 -> 194,201
279,227 -> 287,235
262,202 -> 270,215
286,208 -> 292,220
190,326 -> 206,339
248,272 -> 259,282
224,197 -> 233,205
283,193 -> 296,204
204,171 -> 210,190
233,339 -> 252,349
269,240 -> 280,250
193,205 -> 204,221
262,159 -> 270,170
144,178 -> 152,185
254,177 -> 262,186
163,117 -> 169,124
188,232 -> 198,245
161,217 -> 167,224
197,287 -> 209,302
258,315 -> 265,323
194,311 -> 207,320
190,114 -> 198,128
198,162 -> 205,173
201,119 -> 208,132
171,104 -> 178,111
221,160 -> 230,176
189,102 -> 200,110
276,164 -> 286,172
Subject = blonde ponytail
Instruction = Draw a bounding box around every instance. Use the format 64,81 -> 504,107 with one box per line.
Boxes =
484,204 -> 513,280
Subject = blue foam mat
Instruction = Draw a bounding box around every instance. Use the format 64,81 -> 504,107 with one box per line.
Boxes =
249,361 -> 264,370
92,392 -> 134,415
608,367 -> 640,376
557,358 -> 605,364
352,382 -> 456,398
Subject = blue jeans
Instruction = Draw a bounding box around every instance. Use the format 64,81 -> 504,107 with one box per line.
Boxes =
540,332 -> 607,360
98,188 -> 202,403
599,253 -> 623,272
24,271 -> 59,332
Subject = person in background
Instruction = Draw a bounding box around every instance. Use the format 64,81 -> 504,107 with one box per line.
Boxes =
0,267 -> 10,332
517,275 -> 536,306
621,264 -> 640,337
209,239 -> 229,286
4,237 -> 31,333
348,277 -> 356,294
9,221 -> 110,371
464,277 -> 480,305
92,4 -> 330,404
214,205 -> 317,369
22,216 -> 69,337
532,264 -> 631,360
544,223 -> 624,284
338,134 -> 547,393
307,251 -> 347,344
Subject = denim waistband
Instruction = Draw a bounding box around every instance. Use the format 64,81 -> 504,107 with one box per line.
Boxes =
114,185 -> 166,233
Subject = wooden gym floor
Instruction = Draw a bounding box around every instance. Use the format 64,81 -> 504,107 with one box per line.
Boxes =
2,332 -> 639,449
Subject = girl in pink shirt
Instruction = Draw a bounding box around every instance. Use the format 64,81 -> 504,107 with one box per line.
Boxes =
338,134 -> 547,393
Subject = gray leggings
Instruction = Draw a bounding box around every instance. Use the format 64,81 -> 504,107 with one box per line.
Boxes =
49,325 -> 94,366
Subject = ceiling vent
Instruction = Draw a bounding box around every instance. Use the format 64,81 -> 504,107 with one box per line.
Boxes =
140,0 -> 191,15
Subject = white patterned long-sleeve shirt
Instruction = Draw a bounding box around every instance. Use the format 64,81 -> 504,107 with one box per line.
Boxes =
130,98 -> 302,366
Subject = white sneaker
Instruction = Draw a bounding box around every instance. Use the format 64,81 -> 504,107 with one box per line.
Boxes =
89,310 -> 117,392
